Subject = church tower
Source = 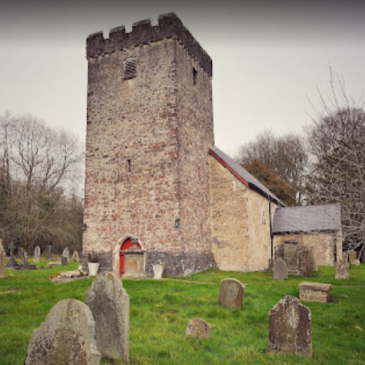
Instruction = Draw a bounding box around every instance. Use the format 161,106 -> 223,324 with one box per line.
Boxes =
83,13 -> 215,276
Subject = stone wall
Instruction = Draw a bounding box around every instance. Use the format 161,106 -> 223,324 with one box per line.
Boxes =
209,155 -> 249,271
246,189 -> 278,271
83,17 -> 215,275
273,231 -> 342,266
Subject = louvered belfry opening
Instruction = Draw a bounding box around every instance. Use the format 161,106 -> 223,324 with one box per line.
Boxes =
124,58 -> 136,79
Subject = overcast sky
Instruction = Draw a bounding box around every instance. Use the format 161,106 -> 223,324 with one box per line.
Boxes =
1,1 -> 365,157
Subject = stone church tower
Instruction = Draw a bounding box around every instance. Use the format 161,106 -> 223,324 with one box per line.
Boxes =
83,13 -> 215,276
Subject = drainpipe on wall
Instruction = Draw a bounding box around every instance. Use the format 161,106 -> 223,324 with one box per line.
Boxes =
269,198 -> 273,260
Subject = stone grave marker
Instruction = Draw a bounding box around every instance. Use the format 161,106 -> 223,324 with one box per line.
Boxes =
218,278 -> 245,308
72,250 -> 80,262
62,247 -> 70,259
0,251 -> 6,278
24,299 -> 101,365
186,318 -> 211,339
21,251 -> 28,266
61,255 -> 69,266
33,246 -> 41,263
273,258 -> 288,280
352,259 -> 360,266
348,250 -> 357,264
86,272 -> 129,362
335,259 -> 349,279
47,244 -> 52,260
6,242 -> 21,269
153,264 -> 164,279
269,296 -> 312,357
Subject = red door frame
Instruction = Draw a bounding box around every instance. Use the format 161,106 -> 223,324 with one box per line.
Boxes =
119,238 -> 141,276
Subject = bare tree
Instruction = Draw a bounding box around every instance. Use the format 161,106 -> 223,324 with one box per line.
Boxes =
0,111 -> 84,252
305,70 -> 365,252
236,129 -> 308,204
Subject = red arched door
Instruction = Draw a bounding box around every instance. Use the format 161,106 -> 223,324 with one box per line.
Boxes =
119,238 -> 141,276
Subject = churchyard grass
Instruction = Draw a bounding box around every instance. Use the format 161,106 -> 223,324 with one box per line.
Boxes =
0,260 -> 364,365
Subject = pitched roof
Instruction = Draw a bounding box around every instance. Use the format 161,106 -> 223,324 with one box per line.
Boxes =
209,146 -> 285,207
273,203 -> 342,234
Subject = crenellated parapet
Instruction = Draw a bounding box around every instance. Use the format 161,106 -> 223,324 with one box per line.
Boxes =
86,12 -> 212,77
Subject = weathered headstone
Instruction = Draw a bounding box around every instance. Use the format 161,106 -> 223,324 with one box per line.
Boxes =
186,318 -> 211,339
0,251 -> 6,278
284,240 -> 300,275
335,259 -> 349,279
218,278 -> 245,308
152,264 -> 164,279
72,250 -> 80,262
61,256 -> 69,266
62,247 -> 70,259
33,246 -> 41,263
273,258 -> 288,280
86,272 -> 129,362
6,242 -> 21,269
47,244 -> 52,260
24,299 -> 101,365
348,250 -> 357,264
21,250 -> 28,266
269,296 -> 312,357
352,259 -> 360,266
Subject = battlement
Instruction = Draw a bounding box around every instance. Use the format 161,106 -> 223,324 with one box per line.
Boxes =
87,12 -> 212,77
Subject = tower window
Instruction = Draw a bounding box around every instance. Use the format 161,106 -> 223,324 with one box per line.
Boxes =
124,58 -> 136,80
193,67 -> 197,85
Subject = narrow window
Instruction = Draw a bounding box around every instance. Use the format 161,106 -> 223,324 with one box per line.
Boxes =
124,58 -> 136,80
126,159 -> 131,173
193,67 -> 197,85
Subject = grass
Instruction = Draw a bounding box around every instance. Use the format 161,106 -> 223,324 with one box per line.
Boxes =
0,259 -> 364,364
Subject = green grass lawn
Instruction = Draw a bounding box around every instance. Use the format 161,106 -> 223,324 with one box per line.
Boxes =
0,260 -> 364,365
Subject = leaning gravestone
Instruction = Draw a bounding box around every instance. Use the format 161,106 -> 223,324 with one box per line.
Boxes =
33,246 -> 41,263
86,272 -> 129,362
24,299 -> 101,365
273,258 -> 288,280
47,245 -> 52,260
348,250 -> 357,264
72,250 -> 80,262
335,259 -> 349,279
186,318 -> 211,339
219,278 -> 245,308
269,296 -> 312,357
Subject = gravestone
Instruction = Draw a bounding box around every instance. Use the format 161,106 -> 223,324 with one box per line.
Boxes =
61,256 -> 69,266
24,299 -> 101,365
284,240 -> 300,275
218,278 -> 245,308
0,251 -> 6,278
62,247 -> 70,259
86,272 -> 129,362
335,259 -> 349,279
6,242 -> 21,269
21,251 -> 28,265
348,250 -> 357,264
33,246 -> 41,263
72,250 -> 80,262
152,264 -> 164,279
269,296 -> 312,357
273,258 -> 288,280
352,259 -> 360,266
47,245 -> 52,260
186,318 -> 211,339
20,250 -> 36,270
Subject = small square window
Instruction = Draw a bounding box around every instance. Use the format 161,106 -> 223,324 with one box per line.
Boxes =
124,58 -> 136,80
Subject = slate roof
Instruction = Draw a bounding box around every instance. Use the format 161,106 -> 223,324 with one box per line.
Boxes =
273,203 -> 342,234
209,146 -> 285,207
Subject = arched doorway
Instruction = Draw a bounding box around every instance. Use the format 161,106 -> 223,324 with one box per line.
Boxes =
119,238 -> 141,276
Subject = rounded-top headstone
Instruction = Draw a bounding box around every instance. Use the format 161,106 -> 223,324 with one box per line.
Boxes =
72,250 -> 80,262
273,258 -> 288,280
218,278 -> 245,308
269,296 -> 312,357
24,299 -> 101,365
186,318 -> 211,339
86,271 -> 129,362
